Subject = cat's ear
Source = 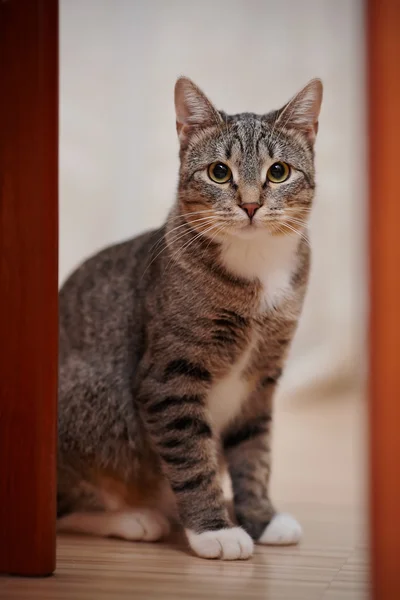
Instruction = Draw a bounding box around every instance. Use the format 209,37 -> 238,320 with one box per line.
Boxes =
174,77 -> 222,145
275,79 -> 323,144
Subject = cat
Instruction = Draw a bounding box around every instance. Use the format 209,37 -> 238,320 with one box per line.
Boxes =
57,76 -> 323,560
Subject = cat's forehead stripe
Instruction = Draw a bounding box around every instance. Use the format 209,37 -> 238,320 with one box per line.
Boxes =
224,119 -> 275,182
218,116 -> 313,176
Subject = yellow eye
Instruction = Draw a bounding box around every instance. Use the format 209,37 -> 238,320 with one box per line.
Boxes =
208,162 -> 232,184
267,161 -> 290,183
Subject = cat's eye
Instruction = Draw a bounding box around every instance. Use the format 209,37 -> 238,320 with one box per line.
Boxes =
267,161 -> 290,184
208,162 -> 232,184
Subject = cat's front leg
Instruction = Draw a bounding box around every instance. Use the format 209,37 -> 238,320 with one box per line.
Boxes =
223,386 -> 302,546
138,372 -> 254,560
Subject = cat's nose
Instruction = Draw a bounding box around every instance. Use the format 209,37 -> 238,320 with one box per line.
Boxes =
240,203 -> 260,220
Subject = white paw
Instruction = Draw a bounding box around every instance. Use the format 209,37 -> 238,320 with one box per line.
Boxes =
114,509 -> 171,542
186,526 -> 254,560
258,513 -> 302,545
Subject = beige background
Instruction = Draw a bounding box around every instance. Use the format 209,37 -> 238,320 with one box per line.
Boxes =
59,0 -> 366,396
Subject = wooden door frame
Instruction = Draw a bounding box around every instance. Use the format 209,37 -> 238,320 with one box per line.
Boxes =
368,0 -> 400,598
0,0 -> 58,576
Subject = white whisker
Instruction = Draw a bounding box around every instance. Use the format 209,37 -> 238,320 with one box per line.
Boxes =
166,221 -> 224,272
284,216 -> 310,228
168,209 -> 215,221
202,222 -> 229,256
285,206 -> 312,213
142,217 -> 220,280
279,221 -> 310,246
148,215 -> 219,257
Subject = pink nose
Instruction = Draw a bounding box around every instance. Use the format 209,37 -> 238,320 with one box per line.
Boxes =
241,203 -> 260,219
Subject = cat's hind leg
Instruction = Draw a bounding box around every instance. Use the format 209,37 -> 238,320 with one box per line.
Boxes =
57,356 -> 170,542
57,469 -> 171,542
57,509 -> 170,541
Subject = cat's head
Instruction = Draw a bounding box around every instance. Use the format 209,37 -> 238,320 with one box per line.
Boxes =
174,77 -> 322,240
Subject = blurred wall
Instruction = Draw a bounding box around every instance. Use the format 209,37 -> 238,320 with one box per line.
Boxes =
60,0 -> 365,395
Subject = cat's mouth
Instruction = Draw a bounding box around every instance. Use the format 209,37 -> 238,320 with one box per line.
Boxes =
232,220 -> 269,239
232,216 -> 301,239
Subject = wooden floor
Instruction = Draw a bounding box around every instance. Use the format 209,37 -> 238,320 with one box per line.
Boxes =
0,387 -> 368,599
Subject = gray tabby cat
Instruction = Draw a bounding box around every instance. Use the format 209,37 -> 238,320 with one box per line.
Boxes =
57,76 -> 323,560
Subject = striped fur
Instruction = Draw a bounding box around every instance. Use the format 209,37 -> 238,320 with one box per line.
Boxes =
58,76 -> 322,558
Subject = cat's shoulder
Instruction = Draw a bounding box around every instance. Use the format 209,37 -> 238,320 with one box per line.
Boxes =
60,227 -> 163,294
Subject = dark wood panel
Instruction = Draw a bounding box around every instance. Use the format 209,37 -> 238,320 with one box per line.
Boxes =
0,0 -> 58,576
368,0 -> 400,597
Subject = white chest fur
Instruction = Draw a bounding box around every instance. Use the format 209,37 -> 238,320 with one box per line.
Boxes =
219,230 -> 299,312
207,330 -> 259,434
207,231 -> 299,434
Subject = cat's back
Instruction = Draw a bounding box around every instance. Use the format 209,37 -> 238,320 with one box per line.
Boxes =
59,227 -> 162,360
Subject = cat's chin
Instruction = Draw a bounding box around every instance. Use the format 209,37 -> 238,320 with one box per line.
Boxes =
230,224 -> 272,240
